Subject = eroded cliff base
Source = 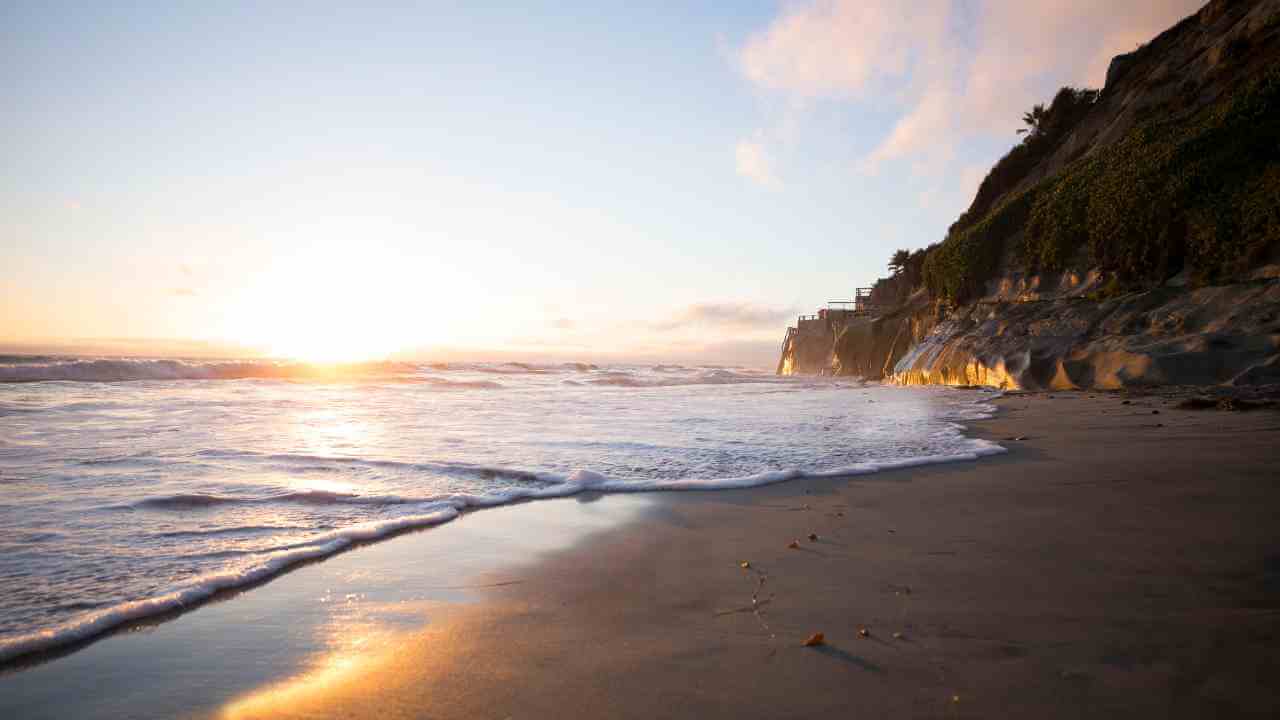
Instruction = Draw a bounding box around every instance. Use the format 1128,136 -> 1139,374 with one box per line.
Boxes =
781,278 -> 1280,392
891,280 -> 1280,390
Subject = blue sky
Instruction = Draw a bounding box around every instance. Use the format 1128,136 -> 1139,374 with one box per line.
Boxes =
1,1 -> 1202,364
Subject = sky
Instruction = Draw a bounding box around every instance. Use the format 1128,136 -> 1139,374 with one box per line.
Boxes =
1,0 -> 1203,366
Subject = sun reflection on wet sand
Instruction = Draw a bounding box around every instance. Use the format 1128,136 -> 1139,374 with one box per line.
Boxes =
218,600 -> 455,720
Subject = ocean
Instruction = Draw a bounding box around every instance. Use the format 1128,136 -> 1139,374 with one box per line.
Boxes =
0,358 -> 1003,662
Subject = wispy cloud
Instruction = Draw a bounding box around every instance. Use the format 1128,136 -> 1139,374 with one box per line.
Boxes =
654,303 -> 797,332
739,2 -> 937,98
737,0 -> 1203,177
173,262 -> 203,297
735,138 -> 781,187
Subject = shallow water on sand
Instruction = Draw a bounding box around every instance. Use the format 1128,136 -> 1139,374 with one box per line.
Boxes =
0,359 -> 1001,661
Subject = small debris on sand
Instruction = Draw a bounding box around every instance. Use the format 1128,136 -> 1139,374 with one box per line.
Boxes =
1014,435 -> 1028,441
1220,397 -> 1263,412
858,627 -> 870,638
836,511 -> 844,517
1177,397 -> 1216,410
1152,409 -> 1160,414
892,631 -> 904,640
888,529 -> 897,534
1122,400 -> 1131,405
739,561 -> 751,569
802,632 -> 825,647
807,533 -> 819,542
788,540 -> 800,549
1178,396 -> 1273,412
952,694 -> 961,704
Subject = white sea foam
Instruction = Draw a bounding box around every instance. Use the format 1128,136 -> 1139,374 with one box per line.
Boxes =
0,506 -> 459,663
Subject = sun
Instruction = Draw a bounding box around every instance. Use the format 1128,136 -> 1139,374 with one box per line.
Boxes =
228,244 -> 411,364
267,324 -> 396,364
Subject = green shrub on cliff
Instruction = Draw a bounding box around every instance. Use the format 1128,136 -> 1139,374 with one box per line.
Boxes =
926,64 -> 1280,303
1020,64 -> 1280,284
951,87 -> 1098,237
923,188 -> 1036,303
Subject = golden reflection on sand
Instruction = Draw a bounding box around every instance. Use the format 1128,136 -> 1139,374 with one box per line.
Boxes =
217,601 -> 459,720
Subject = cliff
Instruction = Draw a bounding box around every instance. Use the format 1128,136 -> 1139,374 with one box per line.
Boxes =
778,0 -> 1280,390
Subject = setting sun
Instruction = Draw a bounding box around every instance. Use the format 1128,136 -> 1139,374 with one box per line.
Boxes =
228,243 -> 413,363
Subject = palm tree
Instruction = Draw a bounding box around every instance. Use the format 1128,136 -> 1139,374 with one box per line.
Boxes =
888,249 -> 911,275
1018,103 -> 1048,137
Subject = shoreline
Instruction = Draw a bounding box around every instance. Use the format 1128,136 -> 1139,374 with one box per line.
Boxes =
3,390 -> 1279,718
0,384 -> 1001,670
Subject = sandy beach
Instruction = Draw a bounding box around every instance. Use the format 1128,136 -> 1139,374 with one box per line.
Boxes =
7,2 -> 1279,718
4,390 -> 1279,719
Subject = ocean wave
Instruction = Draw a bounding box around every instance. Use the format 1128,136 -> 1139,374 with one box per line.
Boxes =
473,362 -> 558,375
0,359 -> 421,384
151,525 -> 312,539
420,377 -> 503,390
0,354 -> 67,364
0,507 -> 459,664
130,493 -> 245,509
586,369 -> 777,388
126,489 -> 440,511
193,449 -> 552,481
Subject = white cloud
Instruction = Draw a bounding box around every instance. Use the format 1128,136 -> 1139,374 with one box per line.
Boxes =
738,0 -> 1204,177
739,1 -> 945,98
735,138 -> 781,187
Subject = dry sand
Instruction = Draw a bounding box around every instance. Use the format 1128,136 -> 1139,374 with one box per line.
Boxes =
213,392 -> 1280,719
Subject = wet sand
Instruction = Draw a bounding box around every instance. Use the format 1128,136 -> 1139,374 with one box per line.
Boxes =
4,391 -> 1279,718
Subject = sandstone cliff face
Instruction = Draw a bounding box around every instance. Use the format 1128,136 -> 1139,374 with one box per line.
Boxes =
890,280 -> 1280,389
781,278 -> 1280,390
829,294 -> 940,380
777,325 -> 834,376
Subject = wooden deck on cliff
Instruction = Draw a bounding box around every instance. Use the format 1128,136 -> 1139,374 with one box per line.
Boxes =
776,293 -> 884,375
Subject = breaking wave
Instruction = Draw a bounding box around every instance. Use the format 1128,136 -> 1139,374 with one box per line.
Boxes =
0,358 -> 420,383
0,506 -> 459,664
586,368 -> 778,388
